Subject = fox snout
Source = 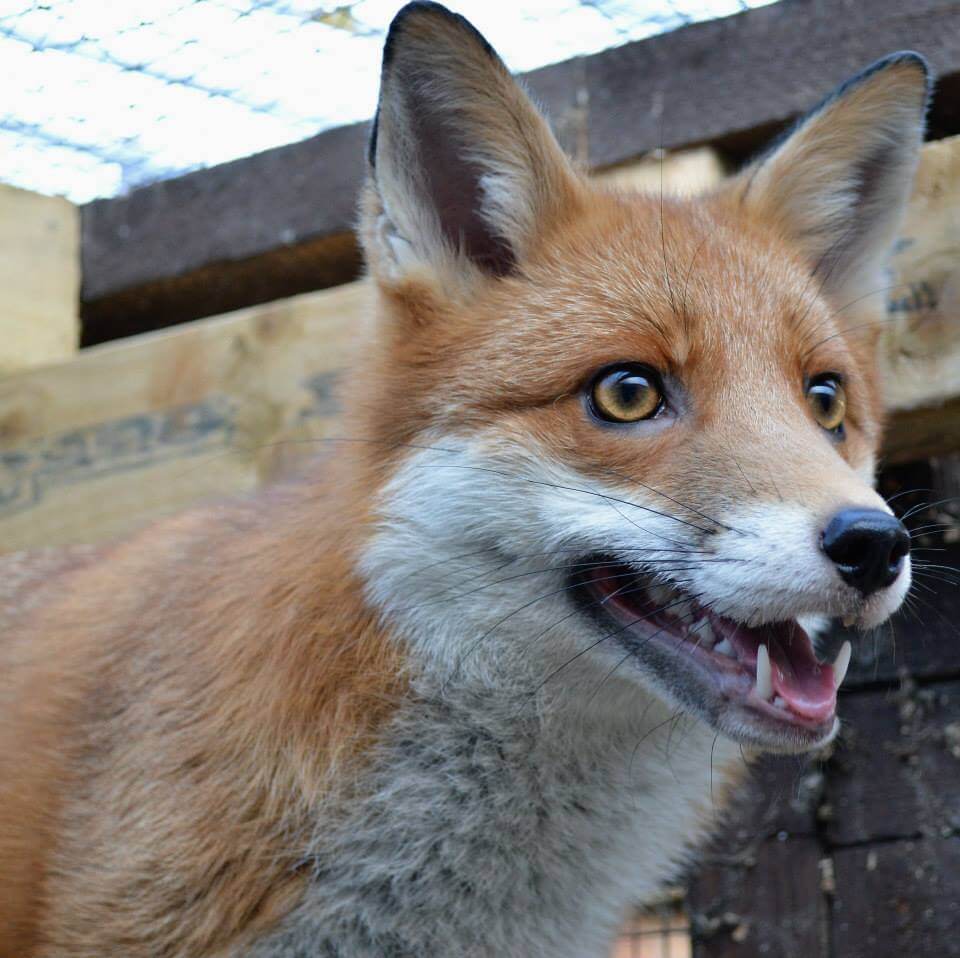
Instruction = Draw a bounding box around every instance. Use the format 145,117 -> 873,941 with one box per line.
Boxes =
820,507 -> 910,597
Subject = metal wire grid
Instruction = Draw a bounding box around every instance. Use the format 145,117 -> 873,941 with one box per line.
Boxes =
0,0 -> 774,202
612,899 -> 692,958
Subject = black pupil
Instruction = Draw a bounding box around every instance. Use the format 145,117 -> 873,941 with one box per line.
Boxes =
811,382 -> 836,414
614,372 -> 650,405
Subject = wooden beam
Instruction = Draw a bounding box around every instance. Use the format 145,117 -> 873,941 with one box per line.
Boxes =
689,838 -> 828,958
0,184 -> 79,372
882,135 -> 960,413
831,839 -> 960,957
592,147 -> 726,194
0,283 -> 363,551
79,0 -> 960,341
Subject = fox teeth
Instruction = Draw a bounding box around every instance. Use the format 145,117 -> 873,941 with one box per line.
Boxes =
650,585 -> 674,607
833,640 -> 852,690
692,618 -> 715,645
755,644 -> 773,700
714,638 -> 735,659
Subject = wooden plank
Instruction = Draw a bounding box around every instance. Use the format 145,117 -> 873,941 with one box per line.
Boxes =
584,0 -> 960,170
687,757 -> 826,956
0,282 -> 364,550
884,394 -> 960,465
689,837 -> 827,958
882,135 -> 960,412
825,681 -> 960,847
848,134 -> 960,466
0,184 -> 79,372
831,839 -> 960,958
79,0 -> 960,340
593,148 -> 726,194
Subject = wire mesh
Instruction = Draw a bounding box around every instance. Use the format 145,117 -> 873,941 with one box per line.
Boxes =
612,897 -> 692,958
0,0 -> 777,202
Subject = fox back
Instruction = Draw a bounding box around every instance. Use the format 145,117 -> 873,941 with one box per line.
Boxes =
0,4 -> 928,956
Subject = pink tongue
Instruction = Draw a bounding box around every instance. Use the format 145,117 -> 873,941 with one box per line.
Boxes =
729,620 -> 837,722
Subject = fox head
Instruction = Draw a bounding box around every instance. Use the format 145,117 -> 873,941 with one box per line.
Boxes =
353,2 -> 928,753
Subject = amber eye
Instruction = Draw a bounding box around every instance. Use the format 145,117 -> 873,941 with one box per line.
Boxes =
806,375 -> 847,433
590,364 -> 665,423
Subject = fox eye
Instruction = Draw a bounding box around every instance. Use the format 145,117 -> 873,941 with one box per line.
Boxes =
590,364 -> 665,423
806,374 -> 846,434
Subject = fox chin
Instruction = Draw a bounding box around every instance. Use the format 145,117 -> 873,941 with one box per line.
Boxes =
0,3 -> 927,956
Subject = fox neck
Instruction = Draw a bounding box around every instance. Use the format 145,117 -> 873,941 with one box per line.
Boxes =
258,635 -> 740,957
264,448 -> 745,954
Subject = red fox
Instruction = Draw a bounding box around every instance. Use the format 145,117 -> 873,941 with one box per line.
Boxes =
0,3 -> 928,956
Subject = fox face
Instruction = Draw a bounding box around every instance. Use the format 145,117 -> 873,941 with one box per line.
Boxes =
357,3 -> 928,754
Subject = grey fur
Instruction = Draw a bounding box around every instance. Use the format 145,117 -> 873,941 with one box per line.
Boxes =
247,674 -> 729,957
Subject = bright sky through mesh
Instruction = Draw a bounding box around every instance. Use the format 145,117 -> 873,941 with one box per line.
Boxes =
0,0 -> 775,202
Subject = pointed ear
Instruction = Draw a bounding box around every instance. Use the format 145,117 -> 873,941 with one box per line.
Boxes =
730,53 -> 929,308
361,2 -> 583,291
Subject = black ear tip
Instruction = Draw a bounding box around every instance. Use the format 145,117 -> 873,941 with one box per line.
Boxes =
368,109 -> 380,169
382,2 -> 497,71
887,50 -> 933,97
882,50 -> 931,77
853,50 -> 932,95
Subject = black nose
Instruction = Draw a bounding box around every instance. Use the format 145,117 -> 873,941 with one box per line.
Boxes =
821,508 -> 910,597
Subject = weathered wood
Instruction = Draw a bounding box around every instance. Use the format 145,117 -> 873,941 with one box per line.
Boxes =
831,839 -> 960,958
0,184 -> 79,372
0,283 -> 364,550
585,0 -> 960,170
687,754 -> 826,957
593,147 -> 726,194
881,135 -> 960,412
79,0 -> 960,341
825,681 -> 960,847
884,394 -> 960,465
689,837 -> 828,958
690,677 -> 960,958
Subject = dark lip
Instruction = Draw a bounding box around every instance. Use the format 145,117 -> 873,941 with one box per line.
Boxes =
568,556 -> 838,750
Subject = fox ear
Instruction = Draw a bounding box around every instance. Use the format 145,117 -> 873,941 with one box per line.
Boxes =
361,2 -> 582,290
731,53 -> 929,308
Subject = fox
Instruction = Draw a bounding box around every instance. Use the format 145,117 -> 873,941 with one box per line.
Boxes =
0,3 -> 929,956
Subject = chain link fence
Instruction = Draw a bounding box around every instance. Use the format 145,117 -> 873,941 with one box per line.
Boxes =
0,0 -> 776,202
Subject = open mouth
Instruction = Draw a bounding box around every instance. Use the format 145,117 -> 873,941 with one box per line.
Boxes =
572,557 -> 851,744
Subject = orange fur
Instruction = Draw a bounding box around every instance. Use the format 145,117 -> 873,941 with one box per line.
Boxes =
0,453 -> 407,956
0,6 -> 926,952
0,185 -> 885,955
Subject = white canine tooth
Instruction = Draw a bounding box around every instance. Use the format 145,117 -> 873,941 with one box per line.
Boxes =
651,586 -> 674,607
756,644 -> 773,700
833,640 -> 852,690
715,638 -> 735,659
842,614 -> 856,628
773,696 -> 788,710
